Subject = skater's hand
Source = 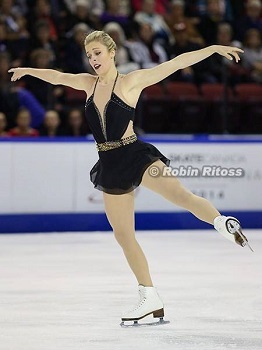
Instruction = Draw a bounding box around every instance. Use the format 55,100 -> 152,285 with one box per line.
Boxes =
8,67 -> 28,81
214,45 -> 244,63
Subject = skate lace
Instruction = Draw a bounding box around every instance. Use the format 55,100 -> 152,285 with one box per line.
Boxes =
133,298 -> 146,311
128,289 -> 147,312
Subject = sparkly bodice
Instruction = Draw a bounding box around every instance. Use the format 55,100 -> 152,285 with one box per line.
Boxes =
85,73 -> 135,143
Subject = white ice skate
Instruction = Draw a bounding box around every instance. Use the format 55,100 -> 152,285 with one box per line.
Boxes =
120,285 -> 170,327
214,215 -> 254,252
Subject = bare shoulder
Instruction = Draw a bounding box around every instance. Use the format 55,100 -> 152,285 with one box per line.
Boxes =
119,68 -> 160,93
77,73 -> 96,93
119,70 -> 144,93
118,72 -> 144,107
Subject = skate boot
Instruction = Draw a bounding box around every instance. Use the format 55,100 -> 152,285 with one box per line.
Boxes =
214,215 -> 253,252
120,285 -> 170,327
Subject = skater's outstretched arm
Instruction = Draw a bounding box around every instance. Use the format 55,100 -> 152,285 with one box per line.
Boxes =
8,68 -> 93,91
125,45 -> 244,90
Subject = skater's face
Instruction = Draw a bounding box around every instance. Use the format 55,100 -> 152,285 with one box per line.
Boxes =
86,41 -> 115,75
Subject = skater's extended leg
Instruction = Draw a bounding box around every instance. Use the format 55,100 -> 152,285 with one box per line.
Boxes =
141,160 -> 252,249
141,160 -> 220,224
103,191 -> 153,286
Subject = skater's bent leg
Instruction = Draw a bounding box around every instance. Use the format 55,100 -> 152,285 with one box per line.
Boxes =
103,191 -> 153,287
141,160 -> 220,224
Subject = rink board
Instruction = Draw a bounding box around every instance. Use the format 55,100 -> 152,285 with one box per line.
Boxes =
0,136 -> 261,233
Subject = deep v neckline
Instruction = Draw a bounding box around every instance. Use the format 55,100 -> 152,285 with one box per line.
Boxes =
92,72 -> 119,141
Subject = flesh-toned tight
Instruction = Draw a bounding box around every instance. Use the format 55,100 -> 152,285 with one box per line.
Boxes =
103,160 -> 220,286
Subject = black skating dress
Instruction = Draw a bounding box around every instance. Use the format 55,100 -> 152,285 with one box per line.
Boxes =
85,73 -> 170,194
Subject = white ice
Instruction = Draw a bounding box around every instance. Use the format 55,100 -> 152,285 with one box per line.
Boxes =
0,230 -> 261,350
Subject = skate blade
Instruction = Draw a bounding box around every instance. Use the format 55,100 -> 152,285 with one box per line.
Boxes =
120,318 -> 170,328
236,229 -> 254,252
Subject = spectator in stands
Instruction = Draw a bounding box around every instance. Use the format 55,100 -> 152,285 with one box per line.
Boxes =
103,22 -> 139,74
0,0 -> 26,17
65,0 -> 101,32
5,11 -> 30,65
235,0 -> 262,42
8,107 -> 39,136
205,22 -> 246,84
127,22 -> 168,68
0,51 -> 18,128
13,0 -> 28,15
62,0 -> 79,14
86,0 -> 105,17
25,48 -> 54,108
134,0 -> 172,44
215,22 -> 241,48
11,12 -> 30,40
165,0 -> 204,46
0,112 -> 8,137
168,22 -> 205,83
1,51 -> 45,129
0,0 -> 20,40
65,23 -> 92,74
0,14 -> 29,64
31,19 -> 58,66
64,108 -> 89,137
197,0 -> 228,45
63,0 -> 105,19
117,0 -> 132,17
242,28 -> 262,83
132,0 -> 169,15
100,0 -> 130,33
28,0 -> 58,41
39,110 -> 64,137
1,0 -> 256,139
191,0 -> 234,21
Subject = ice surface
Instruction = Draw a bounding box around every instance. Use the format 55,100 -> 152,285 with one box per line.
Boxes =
0,230 -> 261,350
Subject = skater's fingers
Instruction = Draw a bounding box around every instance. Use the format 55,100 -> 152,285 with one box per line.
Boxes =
224,53 -> 233,60
11,74 -> 20,81
231,51 -> 240,63
230,46 -> 244,53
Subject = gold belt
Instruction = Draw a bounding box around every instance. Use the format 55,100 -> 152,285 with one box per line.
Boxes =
96,134 -> 137,152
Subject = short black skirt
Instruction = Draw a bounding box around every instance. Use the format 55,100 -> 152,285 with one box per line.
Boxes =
90,139 -> 170,195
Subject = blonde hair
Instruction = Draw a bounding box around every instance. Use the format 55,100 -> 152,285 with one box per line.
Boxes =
84,30 -> 117,52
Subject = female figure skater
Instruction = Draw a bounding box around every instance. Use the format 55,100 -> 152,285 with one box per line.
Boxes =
9,31 -> 251,327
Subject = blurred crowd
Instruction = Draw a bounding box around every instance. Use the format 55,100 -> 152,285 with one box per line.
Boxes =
0,0 -> 261,137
